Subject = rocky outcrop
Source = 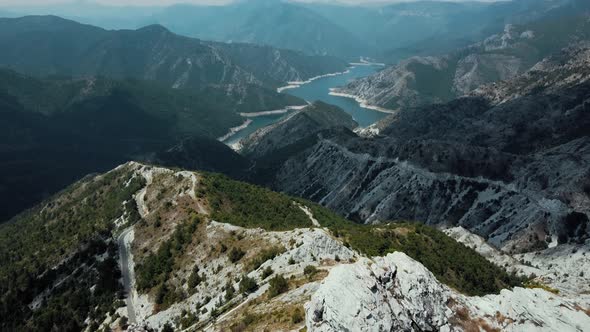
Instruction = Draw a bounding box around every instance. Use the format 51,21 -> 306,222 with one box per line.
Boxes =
306,253 -> 450,332
307,252 -> 590,332
333,56 -> 453,111
446,226 -> 590,297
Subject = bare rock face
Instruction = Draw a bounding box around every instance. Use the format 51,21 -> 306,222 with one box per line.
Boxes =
274,137 -> 578,251
453,53 -> 522,95
306,252 -> 451,332
446,226 -> 590,297
306,252 -> 590,332
268,50 -> 590,251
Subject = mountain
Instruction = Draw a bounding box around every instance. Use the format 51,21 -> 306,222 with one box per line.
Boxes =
240,101 -> 358,159
3,161 -> 587,331
0,69 -> 257,222
243,43 -> 590,254
334,13 -> 590,111
6,0 -> 590,62
150,0 -> 366,59
0,15 -> 347,93
0,15 -> 354,221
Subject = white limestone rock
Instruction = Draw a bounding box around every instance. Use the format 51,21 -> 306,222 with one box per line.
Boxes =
306,251 -> 590,332
306,252 -> 451,332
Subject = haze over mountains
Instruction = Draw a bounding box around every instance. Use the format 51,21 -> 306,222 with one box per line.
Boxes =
0,15 -> 345,221
6,0 -> 590,61
1,0 -> 590,331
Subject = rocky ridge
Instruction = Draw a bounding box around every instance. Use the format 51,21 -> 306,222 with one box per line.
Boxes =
472,42 -> 590,104
2,161 -> 589,331
334,15 -> 590,111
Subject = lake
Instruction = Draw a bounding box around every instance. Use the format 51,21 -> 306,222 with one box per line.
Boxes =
223,65 -> 387,147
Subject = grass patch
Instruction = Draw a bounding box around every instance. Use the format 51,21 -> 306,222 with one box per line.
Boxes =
524,280 -> 559,294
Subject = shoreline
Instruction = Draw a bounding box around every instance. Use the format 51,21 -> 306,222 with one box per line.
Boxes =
350,59 -> 386,66
239,105 -> 307,118
218,119 -> 253,142
276,68 -> 352,93
276,58 -> 385,93
328,89 -> 397,114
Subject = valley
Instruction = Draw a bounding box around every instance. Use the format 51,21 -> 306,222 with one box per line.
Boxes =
222,64 -> 389,149
0,1 -> 589,331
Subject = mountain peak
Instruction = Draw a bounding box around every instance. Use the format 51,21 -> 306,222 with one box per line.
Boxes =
137,24 -> 170,34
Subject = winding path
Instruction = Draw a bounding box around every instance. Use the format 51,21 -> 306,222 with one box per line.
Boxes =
118,227 -> 137,324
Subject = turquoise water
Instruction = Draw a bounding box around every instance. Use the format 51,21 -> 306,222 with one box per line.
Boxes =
224,65 -> 386,146
286,65 -> 387,127
224,113 -> 288,146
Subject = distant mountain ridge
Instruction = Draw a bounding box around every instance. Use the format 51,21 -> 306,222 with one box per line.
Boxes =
0,15 -> 347,93
335,13 -> 590,111
4,0 -> 590,62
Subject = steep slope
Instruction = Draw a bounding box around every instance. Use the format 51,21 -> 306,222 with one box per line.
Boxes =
1,162 -> 587,331
0,15 -> 345,98
240,101 -> 358,160
0,69 -> 252,222
335,14 -> 590,111
253,46 -> 590,253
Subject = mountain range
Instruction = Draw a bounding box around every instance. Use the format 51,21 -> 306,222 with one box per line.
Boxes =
5,0 -> 590,61
241,41 -> 590,254
0,15 -> 347,93
0,15 -> 347,222
334,12 -> 590,111
0,1 -> 590,332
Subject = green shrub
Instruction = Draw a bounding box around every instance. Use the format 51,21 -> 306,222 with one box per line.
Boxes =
303,265 -> 317,278
180,312 -> 198,329
161,323 -> 174,332
291,307 -> 304,324
224,282 -> 236,301
239,276 -> 258,294
136,218 -> 199,291
261,266 -> 274,279
188,266 -> 203,289
268,275 -> 289,298
119,316 -> 128,328
229,247 -> 246,263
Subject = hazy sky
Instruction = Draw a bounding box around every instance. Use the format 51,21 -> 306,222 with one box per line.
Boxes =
0,0 -> 502,7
